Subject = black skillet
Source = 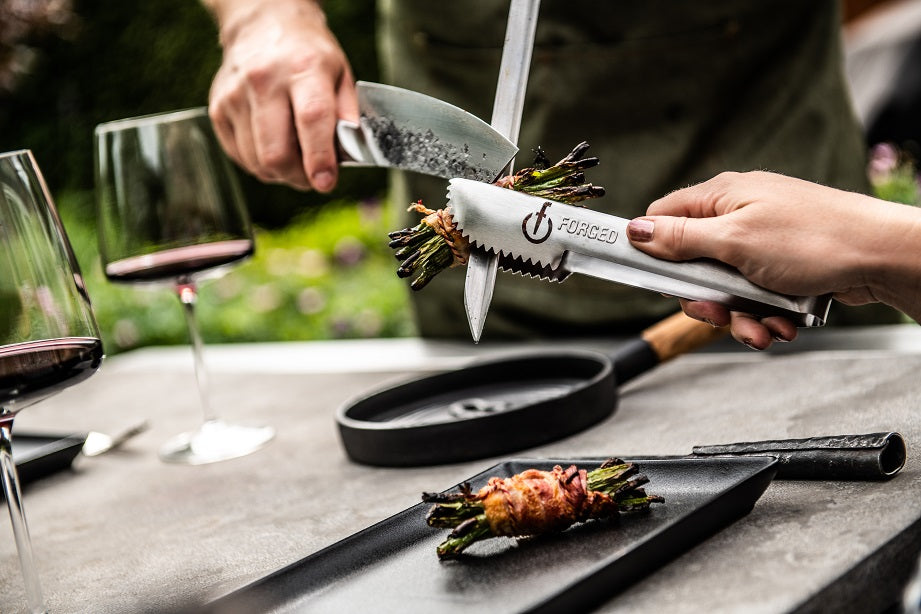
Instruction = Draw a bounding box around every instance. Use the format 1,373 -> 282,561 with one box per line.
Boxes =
336,312 -> 728,466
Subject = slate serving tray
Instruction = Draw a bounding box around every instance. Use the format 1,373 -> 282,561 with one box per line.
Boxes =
12,432 -> 85,485
206,455 -> 778,614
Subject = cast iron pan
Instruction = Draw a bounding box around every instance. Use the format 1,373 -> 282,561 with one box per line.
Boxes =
337,312 -> 728,466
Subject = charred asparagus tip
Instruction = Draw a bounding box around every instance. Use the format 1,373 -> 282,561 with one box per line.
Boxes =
436,515 -> 492,560
389,141 -> 605,289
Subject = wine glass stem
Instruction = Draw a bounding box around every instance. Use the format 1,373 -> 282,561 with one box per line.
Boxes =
0,412 -> 45,613
176,281 -> 217,424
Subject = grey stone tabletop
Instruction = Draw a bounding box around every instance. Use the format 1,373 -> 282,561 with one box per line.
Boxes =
1,325 -> 920,613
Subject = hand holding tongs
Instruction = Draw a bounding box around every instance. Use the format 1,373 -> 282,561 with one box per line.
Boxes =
448,178 -> 832,327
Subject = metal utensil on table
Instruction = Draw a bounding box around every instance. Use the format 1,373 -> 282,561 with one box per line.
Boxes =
464,0 -> 542,343
337,311 -> 728,467
336,81 -> 517,181
449,179 -> 832,327
82,420 -> 150,457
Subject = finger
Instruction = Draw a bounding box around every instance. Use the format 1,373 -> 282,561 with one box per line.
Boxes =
337,70 -> 359,122
729,312 -> 772,350
626,215 -> 723,262
678,299 -> 731,328
646,172 -> 743,218
759,315 -> 798,343
249,96 -> 312,189
209,107 -> 243,168
209,83 -> 251,171
290,74 -> 339,193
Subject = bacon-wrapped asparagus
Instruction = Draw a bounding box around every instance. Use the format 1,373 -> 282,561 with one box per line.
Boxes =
423,459 -> 663,559
388,142 -> 605,290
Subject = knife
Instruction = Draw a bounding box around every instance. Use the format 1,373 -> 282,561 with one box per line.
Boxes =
448,179 -> 832,326
463,0 -> 541,343
336,81 -> 517,181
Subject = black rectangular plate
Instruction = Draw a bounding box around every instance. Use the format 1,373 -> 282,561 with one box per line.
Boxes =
12,431 -> 86,485
206,456 -> 778,614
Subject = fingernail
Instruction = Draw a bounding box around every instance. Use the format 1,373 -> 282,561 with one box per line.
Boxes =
703,318 -> 718,328
312,170 -> 335,192
742,338 -> 762,351
772,334 -> 791,343
627,218 -> 655,242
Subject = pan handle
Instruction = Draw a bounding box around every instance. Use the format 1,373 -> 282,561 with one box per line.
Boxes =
613,312 -> 729,385
691,432 -> 907,480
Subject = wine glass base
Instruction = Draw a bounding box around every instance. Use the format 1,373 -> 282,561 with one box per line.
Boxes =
159,419 -> 275,465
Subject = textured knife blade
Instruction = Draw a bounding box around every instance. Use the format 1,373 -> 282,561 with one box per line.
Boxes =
338,81 -> 517,181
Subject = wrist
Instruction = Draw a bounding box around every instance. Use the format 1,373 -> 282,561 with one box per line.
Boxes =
203,0 -> 325,47
859,198 -> 921,321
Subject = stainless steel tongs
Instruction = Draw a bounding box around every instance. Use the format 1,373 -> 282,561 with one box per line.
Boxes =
448,178 -> 832,327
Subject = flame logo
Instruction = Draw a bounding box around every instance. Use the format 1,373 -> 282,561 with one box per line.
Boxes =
522,202 -> 553,244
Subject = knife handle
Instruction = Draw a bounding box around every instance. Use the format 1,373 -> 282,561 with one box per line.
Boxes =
691,432 -> 907,480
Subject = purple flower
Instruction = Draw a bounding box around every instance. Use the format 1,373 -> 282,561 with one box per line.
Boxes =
868,142 -> 900,181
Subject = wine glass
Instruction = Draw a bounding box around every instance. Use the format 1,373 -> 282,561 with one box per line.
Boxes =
94,107 -> 274,465
0,150 -> 104,613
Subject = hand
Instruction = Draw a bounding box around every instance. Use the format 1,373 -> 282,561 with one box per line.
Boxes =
626,171 -> 921,348
205,0 -> 356,192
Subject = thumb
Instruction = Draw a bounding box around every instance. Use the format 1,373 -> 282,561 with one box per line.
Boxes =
626,215 -> 718,262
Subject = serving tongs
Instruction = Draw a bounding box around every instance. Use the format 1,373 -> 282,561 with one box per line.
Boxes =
449,178 -> 832,330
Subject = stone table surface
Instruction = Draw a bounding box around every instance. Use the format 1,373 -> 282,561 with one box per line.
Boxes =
2,325 -> 921,613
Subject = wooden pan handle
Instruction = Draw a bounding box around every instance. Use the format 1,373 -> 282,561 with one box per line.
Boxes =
641,311 -> 729,364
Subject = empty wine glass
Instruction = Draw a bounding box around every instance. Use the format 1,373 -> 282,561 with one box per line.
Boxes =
0,150 -> 104,613
94,108 -> 274,465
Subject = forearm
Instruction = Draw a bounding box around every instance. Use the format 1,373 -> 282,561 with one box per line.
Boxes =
858,197 -> 921,323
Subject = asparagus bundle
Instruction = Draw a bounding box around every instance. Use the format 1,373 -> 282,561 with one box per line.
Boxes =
423,459 -> 663,559
388,142 -> 605,290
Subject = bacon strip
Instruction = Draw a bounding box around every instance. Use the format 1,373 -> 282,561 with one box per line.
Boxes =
477,465 -> 619,537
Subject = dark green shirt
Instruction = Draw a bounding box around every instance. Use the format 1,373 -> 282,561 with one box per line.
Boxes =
378,0 -> 897,339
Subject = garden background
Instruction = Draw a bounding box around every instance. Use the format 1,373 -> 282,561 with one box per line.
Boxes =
0,1 -> 918,356
0,0 -> 417,355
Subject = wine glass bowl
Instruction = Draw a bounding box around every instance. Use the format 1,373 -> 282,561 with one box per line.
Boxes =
0,149 -> 103,613
94,108 -> 254,285
94,108 -> 274,465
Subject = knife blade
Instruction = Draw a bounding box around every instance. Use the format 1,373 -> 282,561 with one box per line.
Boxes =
448,178 -> 832,326
336,81 -> 517,181
463,0 -> 541,343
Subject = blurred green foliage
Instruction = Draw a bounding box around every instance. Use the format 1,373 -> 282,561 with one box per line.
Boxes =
59,190 -> 416,355
868,143 -> 921,206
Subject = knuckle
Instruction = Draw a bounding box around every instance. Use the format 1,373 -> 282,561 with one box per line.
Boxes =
666,217 -> 690,257
292,97 -> 329,126
256,145 -> 292,173
241,62 -> 276,91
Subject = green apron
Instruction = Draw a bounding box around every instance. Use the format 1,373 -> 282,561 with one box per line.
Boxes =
377,0 -> 899,339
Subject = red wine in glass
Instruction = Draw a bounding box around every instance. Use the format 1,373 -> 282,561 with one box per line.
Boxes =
95,108 -> 274,465
104,239 -> 253,283
0,150 -> 104,614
